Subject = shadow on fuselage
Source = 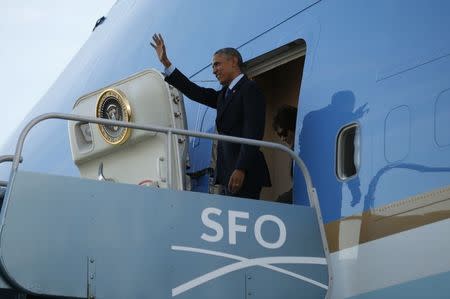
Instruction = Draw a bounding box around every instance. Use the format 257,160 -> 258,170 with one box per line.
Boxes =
295,90 -> 367,223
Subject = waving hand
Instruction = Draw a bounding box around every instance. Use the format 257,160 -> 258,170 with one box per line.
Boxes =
151,33 -> 172,68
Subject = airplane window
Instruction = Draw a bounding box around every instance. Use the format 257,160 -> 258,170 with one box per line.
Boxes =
336,123 -> 359,180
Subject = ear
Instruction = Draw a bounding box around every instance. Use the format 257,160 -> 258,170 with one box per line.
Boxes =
232,56 -> 239,68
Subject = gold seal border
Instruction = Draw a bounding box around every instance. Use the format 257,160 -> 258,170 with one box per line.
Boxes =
96,88 -> 132,145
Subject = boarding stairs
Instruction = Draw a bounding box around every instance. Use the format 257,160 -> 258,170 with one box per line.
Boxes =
0,113 -> 332,299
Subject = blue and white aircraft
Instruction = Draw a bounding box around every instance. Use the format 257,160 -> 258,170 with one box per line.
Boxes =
1,1 -> 450,298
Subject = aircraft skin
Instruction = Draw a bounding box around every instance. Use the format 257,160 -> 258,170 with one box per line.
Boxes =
1,0 -> 450,298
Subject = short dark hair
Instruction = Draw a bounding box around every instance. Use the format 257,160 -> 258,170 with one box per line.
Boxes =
273,105 -> 298,133
214,47 -> 244,70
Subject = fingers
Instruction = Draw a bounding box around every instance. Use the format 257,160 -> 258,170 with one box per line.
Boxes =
227,171 -> 244,194
228,179 -> 233,194
151,34 -> 162,50
228,175 -> 235,194
151,33 -> 164,46
228,177 -> 236,194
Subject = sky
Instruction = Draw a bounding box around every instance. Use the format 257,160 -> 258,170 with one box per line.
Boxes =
0,0 -> 117,149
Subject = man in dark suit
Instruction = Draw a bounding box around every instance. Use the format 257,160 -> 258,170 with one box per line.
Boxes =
151,34 -> 271,199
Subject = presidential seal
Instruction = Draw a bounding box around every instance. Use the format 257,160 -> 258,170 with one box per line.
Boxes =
96,88 -> 132,145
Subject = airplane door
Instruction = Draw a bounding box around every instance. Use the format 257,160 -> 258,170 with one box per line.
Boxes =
68,69 -> 188,190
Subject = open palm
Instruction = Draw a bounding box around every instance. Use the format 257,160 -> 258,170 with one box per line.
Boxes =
151,33 -> 171,68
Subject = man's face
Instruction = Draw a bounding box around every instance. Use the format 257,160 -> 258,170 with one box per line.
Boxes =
212,53 -> 237,86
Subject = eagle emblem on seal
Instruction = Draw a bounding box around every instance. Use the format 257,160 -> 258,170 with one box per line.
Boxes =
96,88 -> 132,145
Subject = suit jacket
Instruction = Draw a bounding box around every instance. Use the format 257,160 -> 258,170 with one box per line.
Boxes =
165,68 -> 271,193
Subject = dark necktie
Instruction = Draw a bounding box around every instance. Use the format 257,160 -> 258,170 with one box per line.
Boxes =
225,88 -> 232,102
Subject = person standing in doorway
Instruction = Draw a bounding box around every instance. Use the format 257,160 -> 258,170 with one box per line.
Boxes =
273,105 -> 297,204
151,34 -> 271,199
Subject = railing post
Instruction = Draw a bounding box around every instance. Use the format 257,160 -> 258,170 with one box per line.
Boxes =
167,131 -> 173,189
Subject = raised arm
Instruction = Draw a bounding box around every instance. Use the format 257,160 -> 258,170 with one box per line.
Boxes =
151,33 -> 218,108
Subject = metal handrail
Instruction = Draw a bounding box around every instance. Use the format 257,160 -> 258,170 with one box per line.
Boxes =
0,156 -> 14,165
0,155 -> 22,165
6,112 -> 333,293
0,156 -> 22,187
11,113 -> 316,206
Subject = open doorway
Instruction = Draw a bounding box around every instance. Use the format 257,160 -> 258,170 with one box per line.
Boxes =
246,40 -> 306,201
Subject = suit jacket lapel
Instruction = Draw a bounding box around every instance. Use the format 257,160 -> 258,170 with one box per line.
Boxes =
217,75 -> 248,122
